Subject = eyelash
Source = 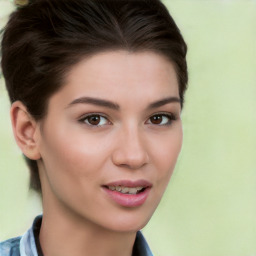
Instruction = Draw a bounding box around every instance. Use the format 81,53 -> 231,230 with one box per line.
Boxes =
78,112 -> 177,127
147,113 -> 176,126
78,113 -> 110,127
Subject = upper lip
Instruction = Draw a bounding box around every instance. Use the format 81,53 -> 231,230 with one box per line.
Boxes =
103,179 -> 152,188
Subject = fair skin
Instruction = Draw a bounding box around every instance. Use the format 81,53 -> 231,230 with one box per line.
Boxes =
11,51 -> 183,256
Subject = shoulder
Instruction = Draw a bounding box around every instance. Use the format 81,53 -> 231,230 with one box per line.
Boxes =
0,236 -> 21,256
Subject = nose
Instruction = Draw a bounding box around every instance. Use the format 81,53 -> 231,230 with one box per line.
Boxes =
112,126 -> 149,170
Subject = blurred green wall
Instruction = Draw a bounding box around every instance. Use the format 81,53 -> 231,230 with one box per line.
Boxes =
0,1 -> 255,255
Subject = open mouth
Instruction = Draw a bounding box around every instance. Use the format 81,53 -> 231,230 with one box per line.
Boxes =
104,185 -> 147,195
102,180 -> 152,207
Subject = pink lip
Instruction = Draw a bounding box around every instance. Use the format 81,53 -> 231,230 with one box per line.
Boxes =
102,179 -> 152,208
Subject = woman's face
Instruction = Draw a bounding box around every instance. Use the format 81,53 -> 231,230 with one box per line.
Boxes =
36,51 -> 182,232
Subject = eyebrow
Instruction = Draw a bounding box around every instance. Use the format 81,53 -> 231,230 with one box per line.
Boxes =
68,97 -> 120,110
147,97 -> 181,109
68,96 -> 181,110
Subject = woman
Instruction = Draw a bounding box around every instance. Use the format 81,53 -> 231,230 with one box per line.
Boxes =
0,0 -> 188,255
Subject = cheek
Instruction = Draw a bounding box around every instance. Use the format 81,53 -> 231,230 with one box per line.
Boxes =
39,126 -> 108,188
38,130 -> 109,210
150,127 -> 183,186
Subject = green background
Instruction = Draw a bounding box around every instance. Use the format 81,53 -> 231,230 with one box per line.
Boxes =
0,1 -> 255,255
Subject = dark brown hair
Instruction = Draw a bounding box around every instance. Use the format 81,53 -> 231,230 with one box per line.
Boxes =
1,0 -> 188,194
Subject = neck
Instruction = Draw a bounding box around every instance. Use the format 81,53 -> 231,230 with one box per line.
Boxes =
39,205 -> 136,256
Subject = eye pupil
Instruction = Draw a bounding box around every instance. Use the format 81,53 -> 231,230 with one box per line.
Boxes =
150,115 -> 162,124
88,115 -> 100,125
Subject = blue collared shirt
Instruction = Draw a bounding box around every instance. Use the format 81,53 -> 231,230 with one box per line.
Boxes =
0,216 -> 153,256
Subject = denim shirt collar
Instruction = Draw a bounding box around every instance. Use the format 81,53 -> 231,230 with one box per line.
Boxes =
20,225 -> 38,256
17,215 -> 153,256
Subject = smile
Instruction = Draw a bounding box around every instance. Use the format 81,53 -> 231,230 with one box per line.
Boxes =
107,186 -> 145,194
103,180 -> 152,207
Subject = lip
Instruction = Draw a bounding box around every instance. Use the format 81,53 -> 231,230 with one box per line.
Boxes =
104,179 -> 152,188
102,179 -> 152,208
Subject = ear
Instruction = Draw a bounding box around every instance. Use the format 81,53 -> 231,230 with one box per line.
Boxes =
10,101 -> 41,160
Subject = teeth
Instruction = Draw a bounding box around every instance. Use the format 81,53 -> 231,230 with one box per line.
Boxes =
107,185 -> 144,194
121,187 -> 129,193
128,188 -> 138,194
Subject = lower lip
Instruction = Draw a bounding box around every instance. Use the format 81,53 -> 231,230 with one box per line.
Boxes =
103,187 -> 151,207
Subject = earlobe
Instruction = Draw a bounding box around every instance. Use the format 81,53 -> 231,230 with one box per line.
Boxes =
10,101 -> 41,160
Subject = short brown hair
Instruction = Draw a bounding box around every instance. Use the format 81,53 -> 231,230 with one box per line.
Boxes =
1,0 -> 188,194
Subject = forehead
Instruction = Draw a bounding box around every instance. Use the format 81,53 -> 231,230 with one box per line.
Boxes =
49,50 -> 179,108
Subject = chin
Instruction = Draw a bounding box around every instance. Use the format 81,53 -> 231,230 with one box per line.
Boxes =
101,210 -> 154,233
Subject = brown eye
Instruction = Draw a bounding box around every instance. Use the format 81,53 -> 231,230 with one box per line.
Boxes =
80,114 -> 110,126
87,115 -> 101,125
147,114 -> 175,126
150,115 -> 163,125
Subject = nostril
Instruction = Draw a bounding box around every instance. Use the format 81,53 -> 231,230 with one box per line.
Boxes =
111,130 -> 149,169
112,149 -> 149,169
